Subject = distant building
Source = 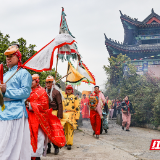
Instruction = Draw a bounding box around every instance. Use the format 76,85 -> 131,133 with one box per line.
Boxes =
105,9 -> 160,77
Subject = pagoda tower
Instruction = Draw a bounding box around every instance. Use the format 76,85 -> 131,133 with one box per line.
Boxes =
105,9 -> 160,77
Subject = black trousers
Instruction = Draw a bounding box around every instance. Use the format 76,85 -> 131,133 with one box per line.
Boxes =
48,143 -> 59,150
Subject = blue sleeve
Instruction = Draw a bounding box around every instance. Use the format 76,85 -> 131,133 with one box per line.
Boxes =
4,72 -> 32,99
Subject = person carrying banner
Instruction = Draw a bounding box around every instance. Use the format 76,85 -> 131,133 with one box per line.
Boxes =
81,94 -> 89,120
62,85 -> 80,150
26,74 -> 66,160
45,75 -> 63,155
0,44 -> 32,160
89,86 -> 105,139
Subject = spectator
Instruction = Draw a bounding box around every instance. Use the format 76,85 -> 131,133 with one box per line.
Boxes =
109,100 -> 114,120
121,96 -> 135,131
116,98 -> 121,115
113,99 -> 117,118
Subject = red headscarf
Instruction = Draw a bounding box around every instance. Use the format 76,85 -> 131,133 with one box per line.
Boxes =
65,85 -> 73,94
13,50 -> 22,70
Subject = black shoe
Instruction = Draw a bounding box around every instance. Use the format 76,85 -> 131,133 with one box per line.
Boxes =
126,129 -> 130,131
47,143 -> 51,154
47,148 -> 51,154
54,148 -> 59,155
104,129 -> 107,133
93,131 -> 95,136
67,145 -> 71,150
96,135 -> 99,139
122,126 -> 124,130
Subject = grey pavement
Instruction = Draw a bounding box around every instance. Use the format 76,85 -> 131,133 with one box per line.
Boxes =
41,119 -> 160,160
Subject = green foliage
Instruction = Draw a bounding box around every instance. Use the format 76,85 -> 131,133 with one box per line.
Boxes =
0,31 -> 61,87
104,53 -> 160,126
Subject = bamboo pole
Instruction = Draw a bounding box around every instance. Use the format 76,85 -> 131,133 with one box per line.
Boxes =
55,55 -> 58,81
74,59 -> 79,94
65,62 -> 69,87
55,72 -> 71,83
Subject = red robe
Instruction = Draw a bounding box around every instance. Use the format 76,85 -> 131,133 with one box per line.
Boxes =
89,91 -> 101,135
27,86 -> 66,152
81,98 -> 89,118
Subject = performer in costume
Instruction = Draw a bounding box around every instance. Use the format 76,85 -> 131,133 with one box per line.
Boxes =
0,44 -> 32,160
45,75 -> 63,155
81,94 -> 89,119
62,85 -> 80,150
89,86 -> 105,139
26,74 -> 66,160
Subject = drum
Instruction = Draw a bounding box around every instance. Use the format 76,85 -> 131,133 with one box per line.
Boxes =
89,96 -> 98,109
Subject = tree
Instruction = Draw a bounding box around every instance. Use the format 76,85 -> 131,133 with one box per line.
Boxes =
0,31 -> 61,87
103,53 -> 160,126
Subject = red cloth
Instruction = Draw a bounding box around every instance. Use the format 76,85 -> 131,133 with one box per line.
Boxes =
90,110 -> 101,135
13,50 -> 22,70
27,86 -> 66,153
125,100 -> 130,112
81,98 -> 89,119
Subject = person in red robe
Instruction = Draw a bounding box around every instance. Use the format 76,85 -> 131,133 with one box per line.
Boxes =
26,74 -> 66,160
81,94 -> 89,119
89,86 -> 105,139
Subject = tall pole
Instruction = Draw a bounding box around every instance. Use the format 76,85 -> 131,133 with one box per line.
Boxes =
55,55 -> 59,81
65,62 -> 69,88
74,59 -> 79,94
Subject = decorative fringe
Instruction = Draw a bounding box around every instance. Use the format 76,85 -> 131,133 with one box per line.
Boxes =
58,53 -> 78,62
81,62 -> 96,85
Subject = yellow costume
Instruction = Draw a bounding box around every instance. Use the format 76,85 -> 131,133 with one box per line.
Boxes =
62,94 -> 80,146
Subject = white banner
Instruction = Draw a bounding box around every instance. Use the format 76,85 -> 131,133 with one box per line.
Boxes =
23,34 -> 75,72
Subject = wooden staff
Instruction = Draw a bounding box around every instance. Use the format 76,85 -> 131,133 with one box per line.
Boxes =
74,59 -> 79,94
65,62 -> 69,87
5,68 -> 21,83
55,55 -> 58,81
56,72 -> 71,83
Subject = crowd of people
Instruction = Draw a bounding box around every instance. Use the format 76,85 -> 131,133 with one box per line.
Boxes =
80,93 -> 135,133
0,44 -> 135,160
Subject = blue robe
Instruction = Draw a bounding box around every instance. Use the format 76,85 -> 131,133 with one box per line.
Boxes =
0,65 -> 32,120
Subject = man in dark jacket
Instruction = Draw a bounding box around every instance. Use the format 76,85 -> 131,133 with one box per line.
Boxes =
45,75 -> 63,155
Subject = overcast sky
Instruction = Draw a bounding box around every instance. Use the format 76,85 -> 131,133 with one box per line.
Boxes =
1,0 -> 160,92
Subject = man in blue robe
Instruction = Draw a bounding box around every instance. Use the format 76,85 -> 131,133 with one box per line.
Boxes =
0,44 -> 32,160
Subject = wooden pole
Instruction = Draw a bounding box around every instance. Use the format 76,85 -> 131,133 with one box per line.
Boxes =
55,55 -> 58,81
74,60 -> 79,94
55,72 -> 71,83
5,68 -> 21,83
65,62 -> 69,87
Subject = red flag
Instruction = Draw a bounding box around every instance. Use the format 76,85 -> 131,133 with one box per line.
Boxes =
0,64 -> 3,84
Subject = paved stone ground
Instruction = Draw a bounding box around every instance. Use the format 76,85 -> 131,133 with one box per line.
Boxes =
41,119 -> 160,160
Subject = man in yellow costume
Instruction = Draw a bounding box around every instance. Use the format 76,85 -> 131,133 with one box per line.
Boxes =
62,85 -> 80,150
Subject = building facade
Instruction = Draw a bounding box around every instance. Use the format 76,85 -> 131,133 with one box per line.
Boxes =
105,9 -> 160,77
